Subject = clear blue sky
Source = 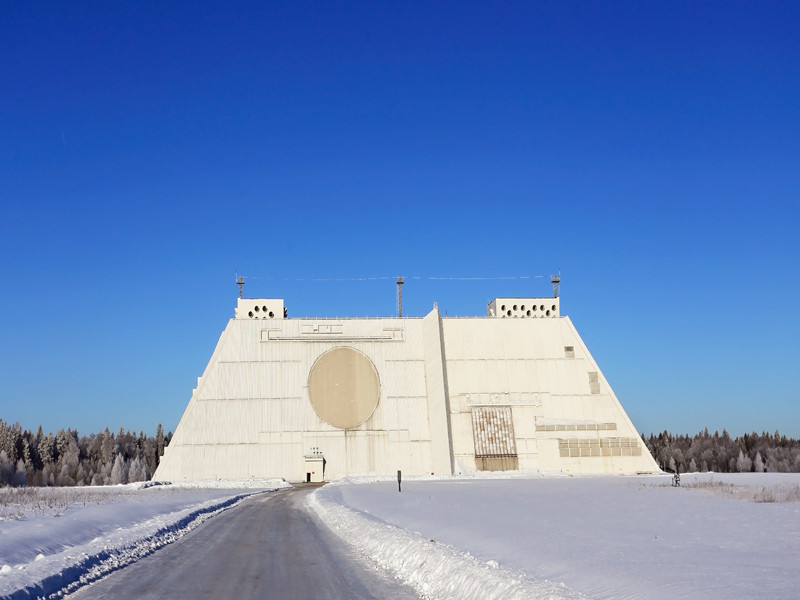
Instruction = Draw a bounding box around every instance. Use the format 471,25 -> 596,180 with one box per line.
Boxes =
1,2 -> 798,438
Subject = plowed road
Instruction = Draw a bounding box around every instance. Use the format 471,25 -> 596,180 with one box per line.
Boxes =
69,487 -> 419,600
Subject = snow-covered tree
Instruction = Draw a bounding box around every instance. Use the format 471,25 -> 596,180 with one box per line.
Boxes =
754,452 -> 765,473
155,423 -> 165,467
0,420 -> 19,463
128,457 -> 147,482
76,463 -> 88,486
55,428 -> 72,463
736,450 -> 752,473
0,450 -> 14,485
14,459 -> 27,486
766,449 -> 789,473
38,433 -> 55,467
41,462 -> 55,486
100,427 -> 114,465
56,437 -> 80,485
110,453 -> 128,485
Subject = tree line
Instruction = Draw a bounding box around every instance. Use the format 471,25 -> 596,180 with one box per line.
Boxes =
644,428 -> 800,473
0,419 -> 171,487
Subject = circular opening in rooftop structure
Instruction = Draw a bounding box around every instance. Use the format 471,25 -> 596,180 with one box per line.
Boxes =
254,305 -> 260,312
248,311 -> 253,317
262,305 -> 267,312
552,305 -> 556,311
507,310 -> 512,316
526,310 -> 531,316
269,311 -> 274,318
546,309 -> 551,316
308,347 -> 380,430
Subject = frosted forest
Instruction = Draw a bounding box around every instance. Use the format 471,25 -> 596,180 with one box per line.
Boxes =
0,420 -> 171,487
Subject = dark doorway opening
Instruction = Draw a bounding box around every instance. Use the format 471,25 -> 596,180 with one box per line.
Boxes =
306,473 -> 311,483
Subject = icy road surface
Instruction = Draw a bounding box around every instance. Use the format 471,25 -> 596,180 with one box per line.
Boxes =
68,486 -> 418,600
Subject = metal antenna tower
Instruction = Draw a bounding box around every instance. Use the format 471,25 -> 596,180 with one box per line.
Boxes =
236,272 -> 245,299
551,271 -> 561,298
396,276 -> 405,317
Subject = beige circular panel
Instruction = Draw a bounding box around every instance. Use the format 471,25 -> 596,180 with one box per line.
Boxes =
308,347 -> 380,429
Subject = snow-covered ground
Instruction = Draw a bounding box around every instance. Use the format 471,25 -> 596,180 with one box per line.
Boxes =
0,479 -> 290,599
2,473 -> 798,599
308,472 -> 800,599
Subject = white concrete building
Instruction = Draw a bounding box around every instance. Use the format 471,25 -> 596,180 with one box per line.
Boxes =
154,296 -> 659,482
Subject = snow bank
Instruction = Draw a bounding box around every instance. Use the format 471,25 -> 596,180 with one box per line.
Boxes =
307,483 -> 584,600
147,477 -> 291,489
0,479 -> 290,599
311,473 -> 800,599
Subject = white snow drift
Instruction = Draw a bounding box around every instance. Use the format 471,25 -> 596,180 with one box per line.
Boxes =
309,472 -> 800,599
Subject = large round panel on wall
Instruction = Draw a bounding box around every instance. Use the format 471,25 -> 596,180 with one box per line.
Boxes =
308,347 -> 380,429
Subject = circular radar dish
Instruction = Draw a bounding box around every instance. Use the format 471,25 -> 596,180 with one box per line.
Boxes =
308,347 -> 380,429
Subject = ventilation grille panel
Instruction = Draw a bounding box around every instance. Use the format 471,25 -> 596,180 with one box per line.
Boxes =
472,406 -> 517,457
588,372 -> 600,394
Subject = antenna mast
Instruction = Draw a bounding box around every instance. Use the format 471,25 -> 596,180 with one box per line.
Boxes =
396,276 -> 405,317
551,271 -> 560,298
236,272 -> 245,299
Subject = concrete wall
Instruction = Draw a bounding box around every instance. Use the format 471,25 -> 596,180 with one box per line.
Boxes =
442,317 -> 659,475
154,300 -> 658,482
155,314 -> 446,482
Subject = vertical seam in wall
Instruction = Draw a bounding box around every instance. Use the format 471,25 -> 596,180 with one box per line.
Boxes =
437,314 -> 455,473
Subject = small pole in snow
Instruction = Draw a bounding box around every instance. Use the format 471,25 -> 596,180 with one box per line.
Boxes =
397,470 -> 402,492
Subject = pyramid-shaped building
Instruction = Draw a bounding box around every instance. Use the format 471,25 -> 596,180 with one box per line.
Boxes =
154,296 -> 659,482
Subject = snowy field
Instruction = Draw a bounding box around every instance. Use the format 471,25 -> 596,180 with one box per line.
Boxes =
309,473 -> 800,600
0,479 -> 290,599
2,474 -> 798,599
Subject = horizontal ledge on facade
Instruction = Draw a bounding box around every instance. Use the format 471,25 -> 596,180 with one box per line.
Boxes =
475,453 -> 519,458
261,336 -> 406,342
217,360 -> 304,364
